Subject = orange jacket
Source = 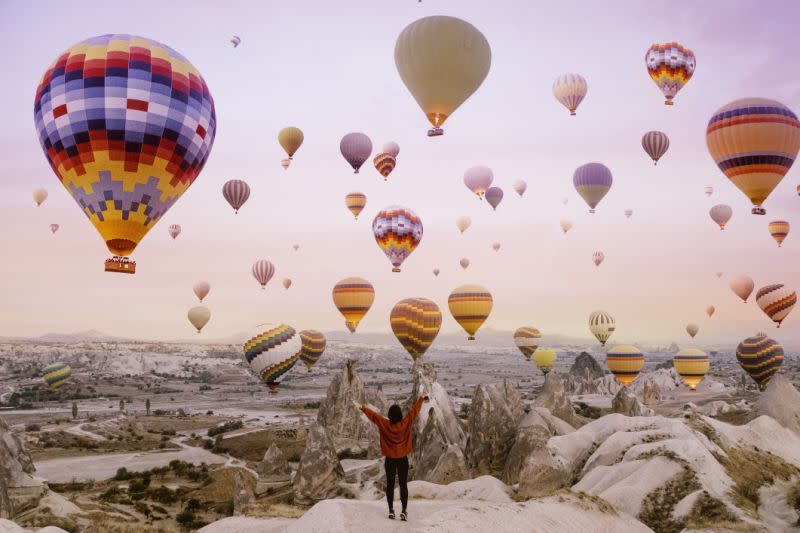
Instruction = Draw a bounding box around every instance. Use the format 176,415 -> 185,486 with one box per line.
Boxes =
361,396 -> 425,459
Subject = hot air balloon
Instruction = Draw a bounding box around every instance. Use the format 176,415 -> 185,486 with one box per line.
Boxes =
299,330 -> 326,371
552,73 -> 588,116
464,166 -> 494,199
589,310 -> 615,346
641,130 -> 670,165
448,285 -> 492,340
485,187 -> 503,210
456,216 -> 472,234
606,345 -> 644,387
513,327 -> 540,359
281,159 -> 290,170
50,224 -> 59,234
562,197 -> 569,206
459,258 -> 470,270
193,281 -> 210,302
709,204 -> 732,230
716,272 -> 723,279
674,348 -> 709,390
644,42 -> 695,105
686,323 -> 699,339
704,186 -> 713,197
624,209 -> 633,219
168,224 -> 181,240
373,153 -> 396,180
560,220 -> 572,234
332,277 -> 375,333
768,220 -> 790,247
382,141 -> 400,158
345,192 -> 367,220
756,284 -> 796,327
730,275 -> 754,303
34,35 -> 216,274
282,278 -> 292,290
33,188 -> 47,206
574,162 -> 612,213
492,242 -> 501,252
513,180 -> 527,197
42,362 -> 71,391
390,297 -> 442,361
188,306 -> 211,333
395,16 -> 491,136
230,35 -> 241,48
736,333 -> 783,390
432,268 -> 440,277
707,98 -> 800,215
243,324 -> 300,393
340,132 -> 372,173
278,127 -> 304,162
252,259 -> 275,289
373,206 -> 423,272
592,251 -> 605,267
223,180 -> 250,214
292,244 -> 299,252
706,305 -> 715,317
533,348 -> 557,375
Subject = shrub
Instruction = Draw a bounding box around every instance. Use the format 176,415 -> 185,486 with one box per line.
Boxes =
176,509 -> 195,526
25,423 -> 41,432
207,419 -> 243,437
114,467 -> 130,481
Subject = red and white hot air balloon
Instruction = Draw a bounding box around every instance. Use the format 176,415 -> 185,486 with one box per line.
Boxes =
223,179 -> 250,214
168,224 -> 181,239
252,259 -> 275,289
592,251 -> 605,267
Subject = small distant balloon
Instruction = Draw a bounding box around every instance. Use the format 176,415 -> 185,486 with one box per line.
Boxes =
168,224 -> 181,240
574,162 -> 612,213
552,73 -> 588,116
706,305 -> 715,317
332,277 -> 375,333
281,159 -> 290,170
513,327 -> 540,359
340,132 -> 372,173
624,209 -> 633,219
589,310 -> 615,346
222,180 -> 250,214
193,281 -> 210,302
560,219 -> 572,234
373,153 -> 396,180
50,223 -> 59,234
433,268 -> 440,277
456,216 -> 471,234
464,166 -> 493,199
33,188 -> 47,206
674,348 -> 708,390
592,251 -> 605,267
737,333 -> 783,390
729,275 -> 754,303
345,192 -> 367,220
282,278 -> 292,290
513,180 -> 527,197
533,348 -> 557,375
485,187 -> 503,210
448,284 -> 493,340
492,242 -> 501,252
231,35 -> 241,48
704,186 -> 713,197
641,131 -> 670,164
715,272 -> 723,279
252,259 -> 275,289
390,297 -> 442,362
756,284 -> 796,328
188,306 -> 211,333
460,258 -> 470,270
293,244 -> 299,252
686,323 -> 699,339
606,345 -> 644,387
382,141 -> 400,158
768,220 -> 790,247
709,204 -> 732,230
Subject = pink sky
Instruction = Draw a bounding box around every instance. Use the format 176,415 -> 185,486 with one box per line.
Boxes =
1,0 -> 799,345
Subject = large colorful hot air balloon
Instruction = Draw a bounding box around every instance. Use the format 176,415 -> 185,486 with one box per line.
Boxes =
730,275 -> 755,303
560,219 -> 572,234
644,42 -> 695,105
513,327 -> 540,359
459,258 -> 470,270
641,131 -> 669,165
34,35 -> 216,273
282,278 -> 292,290
345,192 -> 367,220
456,216 -> 471,234
573,163 -> 612,213
756,284 -> 796,327
243,324 -> 300,393
33,188 -> 47,206
606,345 -> 644,387
168,224 -> 181,240
768,220 -> 790,247
50,224 -> 59,234
373,153 -> 396,180
706,305 -> 715,317
372,206 -> 423,272
686,323 -> 699,339
188,306 -> 211,333
448,284 -> 492,340
42,362 -> 71,391
674,348 -> 709,390
395,16 -> 491,136
552,73 -> 588,116
737,334 -> 784,390
193,281 -> 210,302
709,204 -> 733,230
706,98 -> 800,215
464,166 -> 493,199
340,132 -> 372,173
332,277 -> 374,333
513,180 -> 527,197
390,297 -> 442,362
252,259 -> 275,289
592,251 -> 605,267
704,186 -> 713,197
485,187 -> 503,210
533,348 -> 557,375
589,310 -> 615,346
223,180 -> 250,214
278,127 -> 304,162
382,141 -> 400,158
298,330 -> 326,371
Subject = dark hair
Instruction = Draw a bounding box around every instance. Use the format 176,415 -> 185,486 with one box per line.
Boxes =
387,404 -> 402,424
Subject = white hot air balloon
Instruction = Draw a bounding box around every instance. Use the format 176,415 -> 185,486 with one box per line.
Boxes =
729,275 -> 755,303
560,219 -> 572,234
552,73 -> 588,116
382,141 -> 400,158
188,306 -> 211,333
513,180 -> 527,197
463,166 -> 493,199
456,216 -> 471,234
710,204 -> 732,230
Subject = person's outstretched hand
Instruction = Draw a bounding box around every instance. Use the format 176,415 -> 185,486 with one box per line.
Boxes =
351,399 -> 363,411
421,384 -> 430,402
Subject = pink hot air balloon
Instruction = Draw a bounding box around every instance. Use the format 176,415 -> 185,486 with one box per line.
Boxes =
460,258 -> 470,270
592,251 -> 605,267
340,132 -> 372,173
706,305 -> 715,317
283,278 -> 292,290
464,166 -> 493,199
223,179 -> 250,214
492,242 -> 501,252
49,223 -> 59,234
485,187 -> 504,210
252,259 -> 275,289
382,141 -> 400,158
513,180 -> 527,197
729,275 -> 754,303
433,268 -> 440,277
168,224 -> 181,239
293,244 -> 300,252
193,281 -> 210,302
624,209 -> 633,219
716,272 -> 723,279
709,204 -> 732,230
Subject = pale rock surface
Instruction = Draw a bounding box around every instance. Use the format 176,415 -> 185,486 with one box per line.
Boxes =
0,417 -> 46,518
641,376 -> 661,406
756,374 -> 800,433
504,408 -> 574,485
611,387 -> 654,417
464,381 -> 525,477
257,442 -> 292,481
536,373 -> 584,427
293,424 -> 344,505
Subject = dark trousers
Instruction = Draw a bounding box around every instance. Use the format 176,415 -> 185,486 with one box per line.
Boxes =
385,456 -> 409,511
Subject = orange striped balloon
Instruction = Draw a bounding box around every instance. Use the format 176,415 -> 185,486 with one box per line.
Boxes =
373,153 -> 396,180
390,298 -> 442,361
768,220 -> 789,247
448,284 -> 492,340
606,345 -> 644,387
345,192 -> 367,220
298,330 -> 326,371
332,277 -> 375,333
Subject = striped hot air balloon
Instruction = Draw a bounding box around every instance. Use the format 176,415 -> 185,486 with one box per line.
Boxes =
513,327 -> 541,359
243,324 -> 300,393
736,333 -> 783,390
552,73 -> 588,116
709,204 -> 732,230
641,131 -> 670,164
448,284 -> 492,340
373,153 -> 396,180
589,310 -> 615,346
278,127 -> 304,160
372,206 -> 423,272
390,297 -> 442,362
768,220 -> 790,247
756,284 -> 796,327
573,162 -> 612,213
42,362 -> 71,391
252,259 -> 275,289
533,348 -> 557,375
298,330 -> 326,371
704,186 -> 713,197
644,42 -> 695,105
624,209 -> 633,219
340,132 -> 372,173
168,224 -> 181,239
230,35 -> 241,48
485,187 -> 503,210
332,277 -> 375,333
592,251 -> 605,267
606,345 -> 644,387
222,180 -> 250,214
674,348 -> 709,390
345,192 -> 367,220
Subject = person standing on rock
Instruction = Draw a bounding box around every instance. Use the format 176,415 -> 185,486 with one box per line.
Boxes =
355,386 -> 428,521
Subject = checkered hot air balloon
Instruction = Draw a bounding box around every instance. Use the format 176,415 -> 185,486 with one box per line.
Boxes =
644,42 -> 695,105
756,284 -> 796,327
448,284 -> 493,340
606,345 -> 644,387
243,324 -> 300,393
641,131 -> 670,165
223,180 -> 250,214
390,297 -> 442,362
252,259 -> 275,289
332,277 -> 375,333
373,153 -> 396,180
298,330 -> 326,371
372,206 -> 423,272
345,192 -> 367,220
513,327 -> 540,359
737,334 -> 783,390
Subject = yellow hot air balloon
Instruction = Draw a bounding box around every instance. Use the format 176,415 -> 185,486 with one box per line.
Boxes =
674,348 -> 709,390
456,216 -> 471,234
332,277 -> 375,333
448,284 -> 492,340
345,192 -> 367,220
188,306 -> 211,333
533,348 -> 557,375
605,345 -> 644,387
768,220 -> 790,247
395,16 -> 491,137
560,219 -> 572,234
278,127 -> 304,160
390,297 -> 442,362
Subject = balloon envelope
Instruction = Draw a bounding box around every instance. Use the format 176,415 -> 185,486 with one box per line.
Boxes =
533,348 -> 557,375
686,323 -> 699,338
332,277 -> 375,333
168,224 -> 181,239
492,242 -> 501,252
282,278 -> 292,290
50,223 -> 59,234
560,220 -> 572,234
756,284 -> 796,327
42,362 -> 71,391
252,259 -> 275,289
606,345 -> 644,387
485,187 -> 503,210
278,127 -> 304,158
448,284 -> 492,340
736,334 -> 783,390
589,310 -> 615,346
456,216 -> 471,234
243,324 -> 300,393
552,73 -> 587,115
372,206 -> 423,272
188,306 -> 211,333
704,186 -> 713,197
33,188 -> 47,206
373,153 -> 396,180
573,163 -> 612,213
459,258 -> 470,270
298,330 -> 326,371
729,275 -> 754,303
645,42 -> 695,105
706,305 -> 715,317
513,180 -> 527,196
432,268 -> 440,277
768,220 -> 790,247
641,131 -> 670,164
382,141 -> 400,158
390,297 -> 442,361
345,192 -> 367,220
674,348 -> 708,390
223,180 -> 250,213
592,251 -> 605,267
709,204 -> 732,230
193,281 -> 210,302
513,327 -> 540,358
464,166 -> 493,198
340,132 -> 372,173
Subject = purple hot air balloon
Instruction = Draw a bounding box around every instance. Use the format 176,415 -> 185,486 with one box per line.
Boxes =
573,162 -> 613,213
464,166 -> 494,199
340,132 -> 372,173
485,187 -> 503,210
